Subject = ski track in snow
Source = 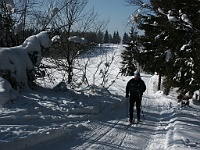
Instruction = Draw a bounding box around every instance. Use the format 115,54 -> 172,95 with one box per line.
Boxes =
27,76 -> 178,150
28,97 -> 173,150
28,102 -> 154,150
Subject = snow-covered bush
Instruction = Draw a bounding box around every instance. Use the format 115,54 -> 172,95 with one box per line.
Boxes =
0,31 -> 51,89
0,77 -> 18,105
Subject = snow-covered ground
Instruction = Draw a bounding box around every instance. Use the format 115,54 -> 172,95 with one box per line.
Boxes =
1,44 -> 200,150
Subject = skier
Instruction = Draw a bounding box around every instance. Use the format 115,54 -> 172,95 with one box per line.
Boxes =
126,71 -> 146,124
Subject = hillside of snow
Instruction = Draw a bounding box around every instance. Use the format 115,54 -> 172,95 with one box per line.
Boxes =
1,44 -> 200,150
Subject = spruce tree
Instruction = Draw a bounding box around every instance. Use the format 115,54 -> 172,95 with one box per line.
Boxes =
120,27 -> 138,76
116,31 -> 121,44
149,0 -> 200,95
128,0 -> 200,95
135,7 -> 174,91
0,1 -> 15,47
122,32 -> 129,44
103,30 -> 109,43
112,32 -> 117,43
96,30 -> 104,44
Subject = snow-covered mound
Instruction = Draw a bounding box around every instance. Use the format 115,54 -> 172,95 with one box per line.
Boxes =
0,77 -> 18,105
0,31 -> 51,104
0,31 -> 51,86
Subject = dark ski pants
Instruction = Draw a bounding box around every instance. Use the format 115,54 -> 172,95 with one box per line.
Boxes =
129,94 -> 141,121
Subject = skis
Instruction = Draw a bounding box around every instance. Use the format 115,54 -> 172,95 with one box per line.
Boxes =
126,119 -> 140,128
126,123 -> 132,129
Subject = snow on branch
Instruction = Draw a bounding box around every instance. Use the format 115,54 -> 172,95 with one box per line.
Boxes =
158,7 -> 166,15
68,36 -> 87,44
167,10 -> 179,22
5,0 -> 15,12
51,35 -> 61,43
180,40 -> 192,51
157,8 -> 193,28
130,9 -> 142,24
179,10 -> 192,26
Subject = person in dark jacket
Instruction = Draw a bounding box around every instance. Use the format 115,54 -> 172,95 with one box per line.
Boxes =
126,71 -> 146,124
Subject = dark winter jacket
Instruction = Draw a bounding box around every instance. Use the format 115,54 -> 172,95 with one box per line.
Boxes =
126,78 -> 146,97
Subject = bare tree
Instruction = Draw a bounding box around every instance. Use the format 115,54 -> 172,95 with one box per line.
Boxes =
11,0 -> 108,88
72,46 -> 120,90
43,0 -> 108,85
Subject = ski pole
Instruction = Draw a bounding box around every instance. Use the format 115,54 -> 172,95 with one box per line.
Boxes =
139,93 -> 145,121
126,97 -> 128,117
141,102 -> 145,121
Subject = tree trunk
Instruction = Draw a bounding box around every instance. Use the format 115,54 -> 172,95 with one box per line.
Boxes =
67,64 -> 73,84
158,73 -> 161,91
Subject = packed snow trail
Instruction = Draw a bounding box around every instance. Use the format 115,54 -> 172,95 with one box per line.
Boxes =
27,91 -> 177,150
28,100 -> 153,150
60,104 -> 155,150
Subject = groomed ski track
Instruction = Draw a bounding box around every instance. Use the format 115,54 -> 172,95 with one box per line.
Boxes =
28,81 -> 177,150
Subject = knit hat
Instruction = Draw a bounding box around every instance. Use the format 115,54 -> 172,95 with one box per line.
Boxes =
134,71 -> 140,77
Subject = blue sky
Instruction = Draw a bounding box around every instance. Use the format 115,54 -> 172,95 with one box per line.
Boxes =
86,0 -> 136,37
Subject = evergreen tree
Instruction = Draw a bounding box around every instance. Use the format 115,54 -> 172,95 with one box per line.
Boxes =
115,31 -> 121,44
96,30 -> 104,44
127,0 -> 200,95
120,27 -> 138,76
108,33 -> 113,43
112,31 -> 121,44
103,30 -> 109,43
112,32 -> 117,43
122,32 -> 129,44
149,0 -> 200,95
0,1 -> 15,47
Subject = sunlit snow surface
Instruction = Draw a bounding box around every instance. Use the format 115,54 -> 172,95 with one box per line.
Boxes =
0,44 -> 200,150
